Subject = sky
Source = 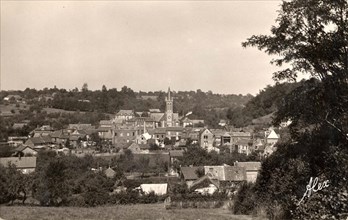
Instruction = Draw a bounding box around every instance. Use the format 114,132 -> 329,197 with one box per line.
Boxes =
0,1 -> 284,95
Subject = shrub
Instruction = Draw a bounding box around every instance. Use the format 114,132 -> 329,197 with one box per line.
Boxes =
232,182 -> 255,215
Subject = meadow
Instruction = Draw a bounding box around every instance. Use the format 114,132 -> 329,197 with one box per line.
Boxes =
0,204 -> 258,220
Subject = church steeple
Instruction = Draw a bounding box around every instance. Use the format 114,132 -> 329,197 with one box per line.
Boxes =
166,87 -> 172,102
165,87 -> 173,127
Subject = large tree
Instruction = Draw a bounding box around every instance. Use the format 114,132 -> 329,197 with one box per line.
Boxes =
242,0 -> 348,219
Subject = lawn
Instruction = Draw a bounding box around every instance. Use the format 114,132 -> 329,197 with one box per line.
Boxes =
0,204 -> 257,220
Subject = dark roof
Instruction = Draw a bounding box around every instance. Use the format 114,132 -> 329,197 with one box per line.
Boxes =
13,145 -> 36,153
210,129 -> 226,137
0,157 -> 37,168
150,128 -> 167,134
235,139 -> 253,145
190,175 -> 220,190
27,136 -> 52,145
50,130 -> 69,139
149,113 -> 165,122
181,166 -> 203,180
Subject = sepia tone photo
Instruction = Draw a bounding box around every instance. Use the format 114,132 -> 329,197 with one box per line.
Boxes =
0,0 -> 347,219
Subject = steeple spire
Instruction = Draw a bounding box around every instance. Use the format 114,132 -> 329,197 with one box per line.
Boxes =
167,87 -> 171,100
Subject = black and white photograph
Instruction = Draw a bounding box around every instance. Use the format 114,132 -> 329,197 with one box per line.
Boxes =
0,0 -> 347,219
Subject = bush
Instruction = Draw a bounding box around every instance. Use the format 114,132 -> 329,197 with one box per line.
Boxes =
83,190 -> 109,207
232,182 -> 255,215
66,195 -> 86,207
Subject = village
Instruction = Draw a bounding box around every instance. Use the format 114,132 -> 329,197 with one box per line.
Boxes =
0,88 -> 285,201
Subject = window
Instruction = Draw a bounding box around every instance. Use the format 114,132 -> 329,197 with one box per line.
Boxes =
120,133 -> 123,137
204,135 -> 208,139
133,132 -> 135,136
115,133 -> 118,136
127,133 -> 129,136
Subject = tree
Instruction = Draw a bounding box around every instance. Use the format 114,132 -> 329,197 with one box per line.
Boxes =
33,159 -> 71,206
81,83 -> 88,92
243,0 -> 347,83
242,0 -> 348,218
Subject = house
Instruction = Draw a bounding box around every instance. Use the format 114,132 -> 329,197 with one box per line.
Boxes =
190,165 -> 246,194
104,167 -> 116,178
166,127 -> 183,141
181,117 -> 205,128
190,175 -> 220,195
7,136 -> 28,147
12,145 -> 37,156
234,161 -> 261,183
181,166 -> 203,188
50,130 -> 70,145
136,132 -> 152,145
204,165 -> 246,182
139,183 -> 168,195
114,110 -> 135,122
149,127 -> 167,143
234,139 -> 253,155
31,125 -> 54,137
230,132 -> 252,144
97,127 -> 113,142
199,129 -> 218,152
218,120 -> 227,127
113,126 -> 137,146
0,157 -> 37,174
126,117 -> 157,130
182,128 -> 201,144
221,132 -> 232,146
25,136 -> 52,149
210,129 -> 226,147
69,135 -> 85,148
99,120 -> 113,129
266,130 -> 279,145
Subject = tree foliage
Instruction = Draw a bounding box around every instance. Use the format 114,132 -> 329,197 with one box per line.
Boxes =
242,0 -> 348,219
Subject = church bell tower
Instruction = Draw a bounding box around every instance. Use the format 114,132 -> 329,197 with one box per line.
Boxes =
165,87 -> 173,127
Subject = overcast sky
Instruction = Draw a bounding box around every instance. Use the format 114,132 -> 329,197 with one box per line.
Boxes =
1,1 -> 283,95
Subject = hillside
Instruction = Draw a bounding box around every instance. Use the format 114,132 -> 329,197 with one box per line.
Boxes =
227,82 -> 301,127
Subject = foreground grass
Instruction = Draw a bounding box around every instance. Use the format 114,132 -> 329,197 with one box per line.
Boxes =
0,203 -> 256,220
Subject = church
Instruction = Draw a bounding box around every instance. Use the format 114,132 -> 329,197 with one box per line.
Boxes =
149,87 -> 180,127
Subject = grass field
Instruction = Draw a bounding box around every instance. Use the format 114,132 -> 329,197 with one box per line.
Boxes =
0,204 -> 258,220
